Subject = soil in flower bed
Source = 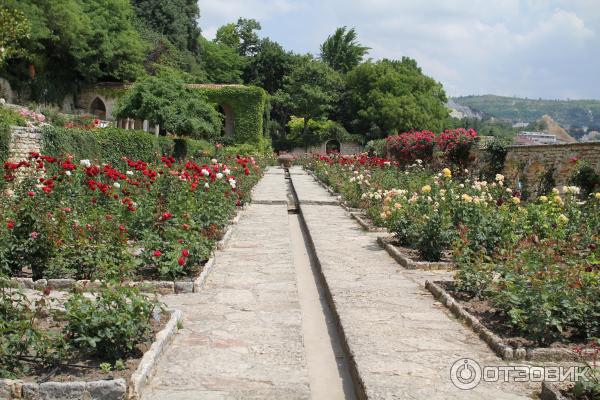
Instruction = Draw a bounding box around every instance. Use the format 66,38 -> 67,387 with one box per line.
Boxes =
437,281 -> 588,350
390,239 -> 453,264
15,311 -> 169,383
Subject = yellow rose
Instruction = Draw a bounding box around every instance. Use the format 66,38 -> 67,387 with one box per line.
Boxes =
558,214 -> 569,224
394,203 -> 402,209
538,195 -> 548,203
442,168 -> 452,178
511,197 -> 520,204
421,185 -> 432,193
553,195 -> 563,205
552,188 -> 560,195
461,193 -> 473,203
595,192 -> 600,200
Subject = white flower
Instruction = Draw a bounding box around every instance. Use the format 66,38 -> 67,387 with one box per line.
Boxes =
65,171 -> 71,177
80,159 -> 91,168
495,174 -> 505,182
224,168 -> 231,175
204,183 -> 210,189
0,98 -> 5,106
113,182 -> 121,189
216,173 -> 223,180
383,161 -> 391,166
201,169 -> 210,176
211,159 -> 217,164
126,170 -> 134,176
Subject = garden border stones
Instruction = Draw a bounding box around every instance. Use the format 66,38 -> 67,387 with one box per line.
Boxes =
377,237 -> 455,270
426,281 -> 581,362
0,309 -> 182,400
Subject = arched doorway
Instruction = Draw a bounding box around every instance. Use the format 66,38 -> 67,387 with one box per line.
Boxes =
90,97 -> 107,119
326,139 -> 341,154
217,104 -> 235,138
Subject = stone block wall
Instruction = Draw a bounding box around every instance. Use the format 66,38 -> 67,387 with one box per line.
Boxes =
8,126 -> 42,162
502,142 -> 600,188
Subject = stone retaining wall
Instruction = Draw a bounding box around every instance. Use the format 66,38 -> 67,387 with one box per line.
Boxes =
8,126 -> 42,162
502,142 -> 600,188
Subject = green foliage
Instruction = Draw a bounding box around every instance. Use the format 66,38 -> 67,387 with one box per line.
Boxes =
131,0 -> 201,53
195,85 -> 268,145
453,95 -> 600,128
275,59 -> 343,135
3,0 -> 145,102
365,139 -> 387,157
0,5 -> 31,65
481,137 -> 510,180
341,58 -> 448,139
243,38 -> 295,94
445,117 -> 517,138
114,71 -> 222,140
570,162 -> 600,198
285,116 -> 360,148
215,18 -> 262,57
0,124 -> 9,188
215,23 -> 240,50
65,286 -> 157,361
320,26 -> 369,73
199,37 -> 245,84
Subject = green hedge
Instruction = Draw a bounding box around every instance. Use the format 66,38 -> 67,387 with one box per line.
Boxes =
194,86 -> 268,146
0,124 -> 10,189
41,126 -> 215,165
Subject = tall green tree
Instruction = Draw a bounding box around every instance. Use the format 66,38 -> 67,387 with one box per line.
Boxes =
0,6 -> 31,65
275,58 -> 344,135
340,58 -> 448,139
320,27 -> 369,73
214,18 -> 261,57
199,38 -> 245,83
2,0 -> 145,102
131,0 -> 201,53
214,23 -> 240,50
243,38 -> 295,93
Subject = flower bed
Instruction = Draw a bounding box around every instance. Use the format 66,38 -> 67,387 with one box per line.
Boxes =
300,152 -> 600,352
1,152 -> 265,284
0,276 -> 182,399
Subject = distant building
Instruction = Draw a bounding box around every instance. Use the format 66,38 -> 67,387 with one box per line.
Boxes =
512,122 -> 529,128
514,131 -> 557,145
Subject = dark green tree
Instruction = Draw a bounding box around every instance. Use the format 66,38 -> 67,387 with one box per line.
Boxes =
320,27 -> 369,73
236,18 -> 262,56
214,23 -> 240,50
275,58 -> 344,135
0,5 -> 31,65
131,0 -> 201,53
340,58 -> 448,139
243,38 -> 295,93
114,69 -> 222,140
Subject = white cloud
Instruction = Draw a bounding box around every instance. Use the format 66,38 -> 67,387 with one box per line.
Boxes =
197,0 -> 600,98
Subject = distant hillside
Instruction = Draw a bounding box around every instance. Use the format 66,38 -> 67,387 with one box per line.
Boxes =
452,95 -> 600,129
539,115 -> 576,143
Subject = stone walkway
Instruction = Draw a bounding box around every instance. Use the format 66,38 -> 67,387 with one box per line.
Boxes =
143,166 -> 537,400
142,173 -> 311,398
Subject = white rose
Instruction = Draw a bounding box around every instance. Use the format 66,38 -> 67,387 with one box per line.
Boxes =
80,159 -> 91,168
65,171 -> 71,177
224,168 -> 231,175
216,173 -> 223,180
113,182 -> 121,189
126,171 -> 134,176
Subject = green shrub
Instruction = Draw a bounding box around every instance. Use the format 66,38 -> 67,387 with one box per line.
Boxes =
365,139 -> 386,157
0,107 -> 26,127
570,161 -> 600,198
65,286 -> 158,361
0,124 -> 10,189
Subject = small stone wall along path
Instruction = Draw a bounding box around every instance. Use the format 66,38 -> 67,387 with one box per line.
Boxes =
143,166 -> 534,400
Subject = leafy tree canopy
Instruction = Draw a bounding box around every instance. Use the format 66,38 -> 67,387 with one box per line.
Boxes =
340,58 -> 448,139
320,27 -> 369,73
214,18 -> 262,56
275,58 -> 344,135
114,69 -> 222,140
0,6 -> 30,65
199,38 -> 245,84
243,38 -> 296,93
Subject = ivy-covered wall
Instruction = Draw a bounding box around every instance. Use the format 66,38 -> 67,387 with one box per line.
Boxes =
188,85 -> 268,146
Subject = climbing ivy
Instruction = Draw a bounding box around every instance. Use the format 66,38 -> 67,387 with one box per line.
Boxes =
191,85 -> 268,146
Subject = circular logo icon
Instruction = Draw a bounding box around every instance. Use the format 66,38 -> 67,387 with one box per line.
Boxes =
450,358 -> 482,390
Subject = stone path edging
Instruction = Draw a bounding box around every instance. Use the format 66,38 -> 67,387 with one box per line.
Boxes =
378,237 -> 455,270
426,281 -> 580,361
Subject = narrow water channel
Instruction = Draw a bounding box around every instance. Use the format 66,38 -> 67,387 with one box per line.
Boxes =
287,174 -> 357,400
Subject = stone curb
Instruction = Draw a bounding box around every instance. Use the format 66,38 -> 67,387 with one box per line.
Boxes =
378,237 -> 455,270
540,382 -> 569,400
426,281 -> 581,361
193,256 -> 216,292
0,309 -> 182,400
128,309 -> 182,399
251,199 -> 288,205
350,213 -> 388,233
297,199 -> 340,205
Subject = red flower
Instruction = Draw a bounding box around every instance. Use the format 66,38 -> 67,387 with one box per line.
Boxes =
181,249 -> 190,257
182,223 -> 190,230
27,191 -> 35,197
161,212 -> 173,221
43,287 -> 51,296
119,225 -> 126,232
7,220 -> 15,230
153,250 -> 162,257
178,256 -> 186,266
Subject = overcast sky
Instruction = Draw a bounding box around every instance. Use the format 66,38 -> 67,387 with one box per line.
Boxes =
197,0 -> 599,100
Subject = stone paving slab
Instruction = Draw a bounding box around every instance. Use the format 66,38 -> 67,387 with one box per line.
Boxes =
250,166 -> 289,203
288,166 -> 339,205
292,169 -> 534,400
142,202 -> 310,400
